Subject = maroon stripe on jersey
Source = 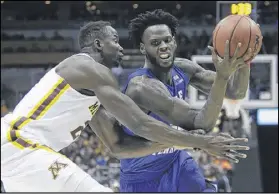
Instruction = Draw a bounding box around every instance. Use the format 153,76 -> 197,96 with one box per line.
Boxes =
8,80 -> 68,150
10,129 -> 35,148
30,80 -> 68,119
13,116 -> 29,129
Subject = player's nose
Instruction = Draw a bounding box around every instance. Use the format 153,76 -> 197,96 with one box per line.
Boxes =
119,44 -> 124,52
159,42 -> 168,52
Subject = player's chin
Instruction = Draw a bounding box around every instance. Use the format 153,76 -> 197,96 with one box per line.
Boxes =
112,59 -> 122,67
158,58 -> 173,68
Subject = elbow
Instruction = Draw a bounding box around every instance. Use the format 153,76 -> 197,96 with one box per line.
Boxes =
107,145 -> 127,159
225,92 -> 246,100
111,149 -> 133,159
112,153 -> 131,159
111,153 -> 126,159
235,91 -> 246,100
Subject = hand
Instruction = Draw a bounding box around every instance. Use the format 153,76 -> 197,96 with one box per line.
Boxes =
208,40 -> 252,80
198,132 -> 249,163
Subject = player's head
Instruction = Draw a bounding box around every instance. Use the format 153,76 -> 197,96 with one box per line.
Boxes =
129,9 -> 178,71
78,21 -> 124,67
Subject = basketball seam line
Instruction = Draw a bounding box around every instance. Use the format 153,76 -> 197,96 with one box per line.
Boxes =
228,15 -> 245,58
214,25 -> 222,57
239,17 -> 252,59
214,15 -> 234,58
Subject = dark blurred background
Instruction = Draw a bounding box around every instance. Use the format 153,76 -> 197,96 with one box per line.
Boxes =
1,1 -> 278,192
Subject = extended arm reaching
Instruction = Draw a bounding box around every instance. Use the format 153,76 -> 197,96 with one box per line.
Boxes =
88,105 -> 169,159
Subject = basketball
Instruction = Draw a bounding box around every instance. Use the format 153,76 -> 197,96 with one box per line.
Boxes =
213,15 -> 263,62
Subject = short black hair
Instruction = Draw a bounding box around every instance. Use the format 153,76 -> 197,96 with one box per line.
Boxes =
129,9 -> 179,46
78,21 -> 111,49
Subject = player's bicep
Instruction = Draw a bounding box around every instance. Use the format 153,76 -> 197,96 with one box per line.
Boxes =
175,57 -> 216,95
189,69 -> 216,95
125,77 -> 174,118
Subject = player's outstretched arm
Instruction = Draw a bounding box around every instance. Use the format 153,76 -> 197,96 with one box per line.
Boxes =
57,55 -> 210,148
88,105 -> 169,159
175,53 -> 250,100
89,106 -> 248,163
126,41 -> 245,131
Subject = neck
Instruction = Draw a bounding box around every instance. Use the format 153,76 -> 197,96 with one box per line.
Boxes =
144,58 -> 172,85
81,47 -> 105,65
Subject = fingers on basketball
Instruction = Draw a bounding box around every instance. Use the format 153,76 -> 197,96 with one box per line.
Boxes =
208,46 -> 218,64
224,40 -> 230,60
232,43 -> 242,62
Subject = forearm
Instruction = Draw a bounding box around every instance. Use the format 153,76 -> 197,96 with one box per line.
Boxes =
112,139 -> 169,159
89,106 -> 169,159
137,117 -> 206,148
194,75 -> 229,131
226,66 -> 250,99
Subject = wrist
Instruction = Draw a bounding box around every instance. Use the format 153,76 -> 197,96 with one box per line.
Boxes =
190,134 -> 208,149
215,73 -> 230,82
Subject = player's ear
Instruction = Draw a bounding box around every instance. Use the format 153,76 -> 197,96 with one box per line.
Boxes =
94,39 -> 104,51
173,36 -> 177,49
139,43 -> 146,55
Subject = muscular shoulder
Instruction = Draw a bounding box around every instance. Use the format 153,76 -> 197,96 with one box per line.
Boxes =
56,54 -> 118,90
125,75 -> 148,101
174,57 -> 204,78
126,75 -> 171,106
125,75 -> 175,118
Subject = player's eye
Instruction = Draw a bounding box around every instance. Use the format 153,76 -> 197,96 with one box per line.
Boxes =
151,40 -> 160,46
165,37 -> 172,43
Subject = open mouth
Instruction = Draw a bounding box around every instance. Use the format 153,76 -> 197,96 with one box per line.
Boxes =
159,53 -> 171,60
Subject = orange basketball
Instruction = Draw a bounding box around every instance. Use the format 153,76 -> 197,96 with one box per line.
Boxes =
213,15 -> 263,62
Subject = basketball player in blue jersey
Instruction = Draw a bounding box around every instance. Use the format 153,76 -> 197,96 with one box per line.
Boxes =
116,9 -> 252,192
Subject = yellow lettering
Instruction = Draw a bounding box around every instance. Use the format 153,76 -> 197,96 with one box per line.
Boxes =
89,102 -> 99,116
231,3 -> 252,16
231,4 -> 238,14
244,3 -> 252,15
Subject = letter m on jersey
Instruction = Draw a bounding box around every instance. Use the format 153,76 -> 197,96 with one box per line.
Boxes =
48,160 -> 68,180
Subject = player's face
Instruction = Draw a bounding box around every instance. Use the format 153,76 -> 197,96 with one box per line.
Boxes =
141,24 -> 177,71
101,26 -> 124,68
